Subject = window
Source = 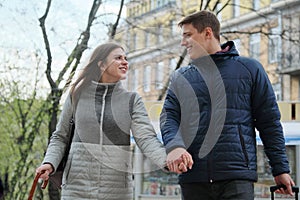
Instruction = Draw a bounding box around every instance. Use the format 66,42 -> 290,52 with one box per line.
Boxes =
151,0 -> 155,9
142,156 -> 181,196
143,66 -> 151,92
144,32 -> 150,47
249,33 -> 260,61
157,0 -> 162,7
170,20 -> 176,36
298,80 -> 300,101
216,3 -> 222,21
157,25 -> 163,43
299,26 -> 300,63
126,31 -> 131,50
268,36 -> 279,63
273,83 -> 281,101
156,62 -> 164,90
169,58 -> 177,76
133,33 -> 137,49
253,0 -> 260,10
144,2 -> 148,13
233,0 -> 240,17
132,69 -> 139,91
233,39 -> 241,54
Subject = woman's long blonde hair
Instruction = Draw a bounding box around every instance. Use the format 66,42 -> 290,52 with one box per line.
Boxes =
70,42 -> 124,106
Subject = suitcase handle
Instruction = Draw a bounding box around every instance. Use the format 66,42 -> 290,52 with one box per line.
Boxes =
270,184 -> 299,193
28,171 -> 48,200
270,184 -> 299,200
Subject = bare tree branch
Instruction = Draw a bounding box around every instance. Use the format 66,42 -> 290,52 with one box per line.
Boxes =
63,0 -> 102,91
39,0 -> 54,89
109,0 -> 125,40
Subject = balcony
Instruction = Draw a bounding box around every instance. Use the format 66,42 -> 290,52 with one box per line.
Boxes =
279,64 -> 300,76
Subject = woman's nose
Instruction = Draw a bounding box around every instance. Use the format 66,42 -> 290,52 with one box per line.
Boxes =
123,59 -> 128,64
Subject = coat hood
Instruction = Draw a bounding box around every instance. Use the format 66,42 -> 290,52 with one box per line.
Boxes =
190,41 -> 239,67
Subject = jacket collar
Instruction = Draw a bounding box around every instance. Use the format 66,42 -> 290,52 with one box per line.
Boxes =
92,81 -> 123,94
190,41 -> 239,66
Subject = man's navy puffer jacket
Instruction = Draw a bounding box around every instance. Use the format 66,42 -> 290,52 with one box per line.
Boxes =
160,41 -> 290,183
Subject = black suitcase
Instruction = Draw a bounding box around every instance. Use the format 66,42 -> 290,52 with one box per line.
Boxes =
270,185 -> 299,200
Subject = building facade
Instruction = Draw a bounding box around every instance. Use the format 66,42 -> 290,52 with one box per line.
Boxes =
115,0 -> 300,199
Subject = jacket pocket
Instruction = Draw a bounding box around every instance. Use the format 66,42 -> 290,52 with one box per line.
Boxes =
238,125 -> 250,169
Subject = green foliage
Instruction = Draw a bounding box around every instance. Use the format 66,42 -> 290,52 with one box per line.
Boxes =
0,86 -> 51,199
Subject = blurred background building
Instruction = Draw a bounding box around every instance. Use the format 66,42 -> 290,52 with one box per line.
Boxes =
114,0 -> 300,199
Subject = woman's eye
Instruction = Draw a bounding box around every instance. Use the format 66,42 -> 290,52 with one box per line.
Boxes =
116,56 -> 127,61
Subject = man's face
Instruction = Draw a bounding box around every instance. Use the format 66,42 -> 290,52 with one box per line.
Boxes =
180,23 -> 208,60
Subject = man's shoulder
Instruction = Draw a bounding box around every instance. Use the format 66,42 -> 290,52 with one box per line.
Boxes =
234,55 -> 261,66
232,55 -> 264,73
176,65 -> 194,74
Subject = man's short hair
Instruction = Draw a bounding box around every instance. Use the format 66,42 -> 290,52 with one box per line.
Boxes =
178,10 -> 220,41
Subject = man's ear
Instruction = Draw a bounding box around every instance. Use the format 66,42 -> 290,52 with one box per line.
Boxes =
204,27 -> 213,39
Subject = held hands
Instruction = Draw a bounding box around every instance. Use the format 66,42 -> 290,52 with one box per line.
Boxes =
166,147 -> 193,174
35,163 -> 54,181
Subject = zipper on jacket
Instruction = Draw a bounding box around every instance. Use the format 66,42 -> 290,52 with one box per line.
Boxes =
208,151 -> 213,183
124,163 -> 128,187
99,86 -> 108,146
238,125 -> 250,169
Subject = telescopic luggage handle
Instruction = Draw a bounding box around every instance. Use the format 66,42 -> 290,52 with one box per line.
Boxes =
270,184 -> 299,200
28,171 -> 48,200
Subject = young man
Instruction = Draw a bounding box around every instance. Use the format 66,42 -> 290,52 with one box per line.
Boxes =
160,10 -> 295,199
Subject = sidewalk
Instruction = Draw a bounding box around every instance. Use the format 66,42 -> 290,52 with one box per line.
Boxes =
138,195 -> 296,200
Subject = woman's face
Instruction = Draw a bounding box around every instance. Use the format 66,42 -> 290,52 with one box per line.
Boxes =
100,48 -> 128,83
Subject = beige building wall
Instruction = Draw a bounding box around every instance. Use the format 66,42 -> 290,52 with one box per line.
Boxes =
116,0 -> 300,102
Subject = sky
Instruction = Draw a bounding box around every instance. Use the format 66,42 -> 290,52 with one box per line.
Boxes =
0,0 -> 125,49
0,0 -> 126,98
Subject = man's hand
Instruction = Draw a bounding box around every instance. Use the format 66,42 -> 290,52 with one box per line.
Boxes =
166,147 -> 193,174
274,173 -> 295,196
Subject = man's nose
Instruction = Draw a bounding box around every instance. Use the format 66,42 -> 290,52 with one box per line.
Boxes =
180,38 -> 187,46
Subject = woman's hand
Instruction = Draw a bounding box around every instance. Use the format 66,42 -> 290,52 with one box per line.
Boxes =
36,163 -> 54,181
166,147 -> 193,174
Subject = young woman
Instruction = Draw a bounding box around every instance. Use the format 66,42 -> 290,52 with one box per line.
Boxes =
36,42 -> 173,199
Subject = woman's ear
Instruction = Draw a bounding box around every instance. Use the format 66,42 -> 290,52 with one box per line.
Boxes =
97,61 -> 102,67
98,61 -> 106,73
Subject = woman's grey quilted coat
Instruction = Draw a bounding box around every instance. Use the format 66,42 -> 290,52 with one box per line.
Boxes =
43,81 -> 167,199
